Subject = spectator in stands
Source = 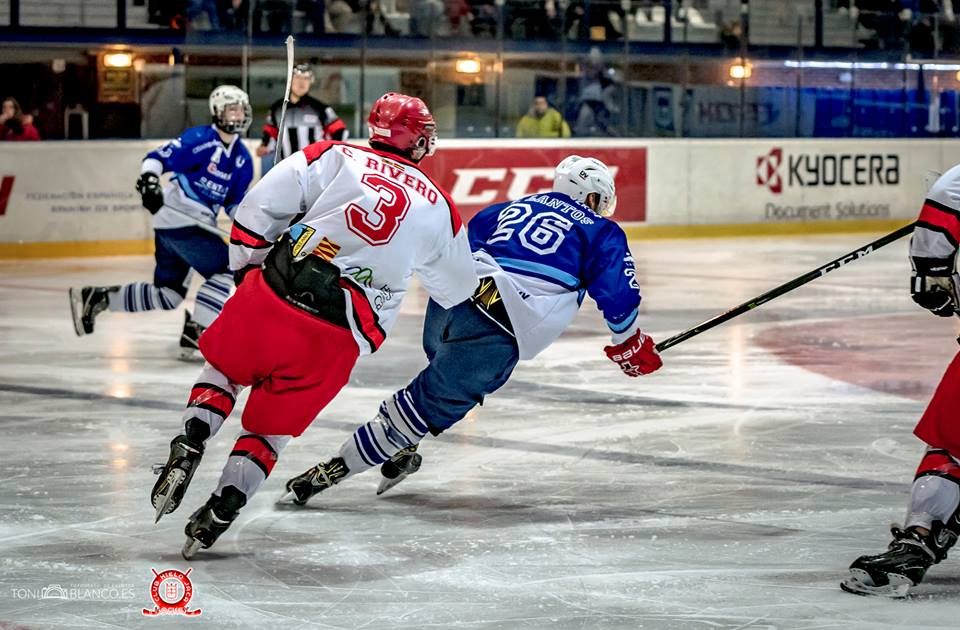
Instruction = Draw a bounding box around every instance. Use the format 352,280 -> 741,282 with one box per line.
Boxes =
566,0 -> 625,40
854,0 -> 911,49
0,97 -> 40,141
187,0 -> 221,28
467,0 -> 499,36
516,96 -> 571,138
505,0 -> 559,39
221,0 -> 249,31
410,0 -> 445,35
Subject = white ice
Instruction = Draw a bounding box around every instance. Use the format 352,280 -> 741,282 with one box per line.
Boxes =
1,233 -> 958,629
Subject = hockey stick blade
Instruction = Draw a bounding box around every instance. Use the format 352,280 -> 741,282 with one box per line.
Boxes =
655,222 -> 917,353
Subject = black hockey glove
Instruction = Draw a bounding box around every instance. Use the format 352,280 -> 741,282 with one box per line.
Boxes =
911,257 -> 960,317
136,173 -> 164,214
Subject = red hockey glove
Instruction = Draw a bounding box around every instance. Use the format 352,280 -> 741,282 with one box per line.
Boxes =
604,330 -> 662,377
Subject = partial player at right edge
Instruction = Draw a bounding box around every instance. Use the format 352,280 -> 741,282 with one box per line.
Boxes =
841,165 -> 960,598
282,155 -> 663,504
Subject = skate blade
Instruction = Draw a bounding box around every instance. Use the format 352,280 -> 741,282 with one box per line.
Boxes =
840,569 -> 911,598
182,537 -> 202,560
153,468 -> 186,523
177,346 -> 202,362
68,289 -> 86,337
376,472 -> 409,496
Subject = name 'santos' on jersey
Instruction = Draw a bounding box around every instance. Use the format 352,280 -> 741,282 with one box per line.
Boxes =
468,191 -> 642,360
229,141 -> 477,355
262,96 -> 348,160
141,124 -> 254,230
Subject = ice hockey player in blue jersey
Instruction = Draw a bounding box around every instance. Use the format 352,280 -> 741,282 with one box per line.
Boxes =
283,155 -> 663,502
69,85 -> 254,358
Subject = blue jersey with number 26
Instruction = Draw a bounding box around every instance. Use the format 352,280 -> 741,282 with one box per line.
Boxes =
467,191 -> 641,340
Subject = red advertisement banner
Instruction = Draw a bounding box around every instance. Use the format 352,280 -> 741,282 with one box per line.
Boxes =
424,146 -> 647,223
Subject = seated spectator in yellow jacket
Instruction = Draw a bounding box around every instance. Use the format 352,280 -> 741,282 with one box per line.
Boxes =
516,96 -> 571,138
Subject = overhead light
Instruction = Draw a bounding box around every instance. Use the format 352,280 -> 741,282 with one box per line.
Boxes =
103,53 -> 133,68
455,59 -> 482,74
729,61 -> 752,80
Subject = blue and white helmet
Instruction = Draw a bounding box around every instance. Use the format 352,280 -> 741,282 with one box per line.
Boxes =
553,155 -> 617,217
209,85 -> 252,135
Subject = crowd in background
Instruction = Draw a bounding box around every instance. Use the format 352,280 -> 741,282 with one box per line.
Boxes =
161,0 -> 960,48
1,97 -> 41,141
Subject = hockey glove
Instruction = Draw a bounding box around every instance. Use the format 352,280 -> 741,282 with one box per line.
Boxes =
604,329 -> 663,377
136,173 -> 164,214
911,257 -> 960,317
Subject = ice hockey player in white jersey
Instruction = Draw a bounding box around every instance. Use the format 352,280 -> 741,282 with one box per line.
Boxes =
283,155 -> 663,503
149,92 -> 477,558
68,85 -> 254,358
841,166 -> 960,597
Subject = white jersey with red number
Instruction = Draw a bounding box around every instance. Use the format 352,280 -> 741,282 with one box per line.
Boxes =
229,141 -> 478,355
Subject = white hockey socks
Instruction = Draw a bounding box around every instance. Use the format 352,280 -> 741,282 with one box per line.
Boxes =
338,391 -> 430,477
193,273 -> 233,328
108,282 -> 183,313
214,431 -> 291,500
182,363 -> 242,446
905,448 -> 960,532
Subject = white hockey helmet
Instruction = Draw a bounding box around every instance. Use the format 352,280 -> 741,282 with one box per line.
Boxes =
553,155 -> 617,217
209,85 -> 252,134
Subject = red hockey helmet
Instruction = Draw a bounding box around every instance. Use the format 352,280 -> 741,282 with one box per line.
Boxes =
367,92 -> 437,162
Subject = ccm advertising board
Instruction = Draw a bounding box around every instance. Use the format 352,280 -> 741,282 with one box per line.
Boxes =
669,139 -> 960,226
426,140 -> 648,223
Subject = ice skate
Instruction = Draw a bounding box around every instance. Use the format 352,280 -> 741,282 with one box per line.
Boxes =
376,445 -> 422,496
840,524 -> 955,598
68,286 -> 117,336
178,311 -> 206,361
182,488 -> 244,559
280,457 -> 348,506
151,435 -> 204,523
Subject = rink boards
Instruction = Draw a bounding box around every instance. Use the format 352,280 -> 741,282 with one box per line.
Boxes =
1,137 -> 955,258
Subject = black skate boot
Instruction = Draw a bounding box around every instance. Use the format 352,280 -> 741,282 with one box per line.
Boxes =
283,457 -> 349,506
178,311 -> 206,361
182,487 -> 246,559
151,435 -> 204,523
841,523 -> 957,598
68,286 -> 118,336
377,444 -> 422,496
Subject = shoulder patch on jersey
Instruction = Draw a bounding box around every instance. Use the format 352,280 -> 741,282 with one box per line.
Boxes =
290,224 -> 317,257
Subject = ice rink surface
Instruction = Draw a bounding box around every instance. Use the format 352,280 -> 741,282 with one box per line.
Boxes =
1,232 -> 959,629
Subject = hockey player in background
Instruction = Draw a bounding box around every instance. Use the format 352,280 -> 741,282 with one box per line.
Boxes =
283,155 -> 663,503
256,63 -> 347,164
68,85 -> 254,359
150,92 -> 477,558
841,168 -> 960,597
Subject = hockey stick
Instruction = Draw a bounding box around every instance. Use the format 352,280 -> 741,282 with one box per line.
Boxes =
160,206 -> 230,239
655,222 -> 917,353
273,35 -> 296,167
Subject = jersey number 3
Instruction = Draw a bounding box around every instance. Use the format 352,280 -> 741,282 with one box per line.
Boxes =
346,174 -> 411,246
